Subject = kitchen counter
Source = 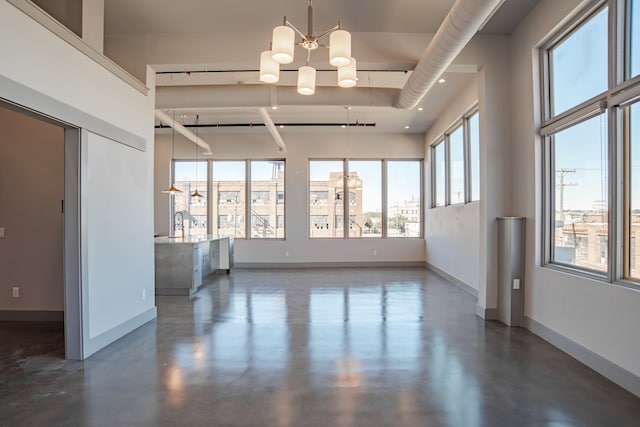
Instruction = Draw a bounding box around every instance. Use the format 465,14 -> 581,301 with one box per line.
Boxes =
154,235 -> 234,296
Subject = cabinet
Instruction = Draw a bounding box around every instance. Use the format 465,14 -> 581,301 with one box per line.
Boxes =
154,236 -> 233,296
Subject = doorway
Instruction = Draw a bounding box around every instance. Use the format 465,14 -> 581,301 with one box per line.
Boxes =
0,101 -> 81,360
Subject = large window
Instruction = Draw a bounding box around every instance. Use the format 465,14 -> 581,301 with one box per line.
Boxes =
387,161 -> 421,237
549,7 -> 608,115
309,161 -> 344,238
551,115 -> 608,271
626,102 -> 640,278
250,160 -> 285,239
309,159 -> 422,239
431,107 -> 480,207
433,141 -> 446,207
469,112 -> 480,202
172,161 -> 208,238
171,159 -> 285,240
348,161 -> 381,238
631,0 -> 639,77
213,161 -> 246,239
542,0 -> 640,285
449,125 -> 465,204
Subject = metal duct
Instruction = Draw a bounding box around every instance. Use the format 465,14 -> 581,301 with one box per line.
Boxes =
154,109 -> 213,155
397,0 -> 505,110
257,108 -> 287,153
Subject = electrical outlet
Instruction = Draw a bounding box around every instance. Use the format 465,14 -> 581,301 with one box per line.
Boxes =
141,289 -> 146,301
0,227 -> 5,238
373,250 -> 378,256
285,251 -> 290,257
12,287 -> 19,298
513,279 -> 520,290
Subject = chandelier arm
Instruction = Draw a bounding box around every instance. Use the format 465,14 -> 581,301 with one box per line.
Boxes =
315,24 -> 340,42
286,20 -> 306,40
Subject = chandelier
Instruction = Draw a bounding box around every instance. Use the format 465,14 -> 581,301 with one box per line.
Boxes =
259,0 -> 357,95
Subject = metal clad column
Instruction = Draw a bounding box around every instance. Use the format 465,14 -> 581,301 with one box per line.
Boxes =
497,217 -> 525,326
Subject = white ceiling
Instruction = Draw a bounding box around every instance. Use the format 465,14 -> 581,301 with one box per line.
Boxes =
103,0 -> 540,136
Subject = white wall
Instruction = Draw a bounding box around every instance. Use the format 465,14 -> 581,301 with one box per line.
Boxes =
85,132 -> 154,339
0,0 -> 156,358
510,0 -> 640,378
0,107 -> 64,313
425,77 -> 480,291
155,131 -> 426,265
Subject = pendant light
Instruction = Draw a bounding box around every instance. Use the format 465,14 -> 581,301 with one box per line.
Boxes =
338,57 -> 357,88
297,65 -> 316,95
191,116 -> 203,199
260,47 -> 280,83
260,0 -> 355,94
162,110 -> 182,194
329,30 -> 351,67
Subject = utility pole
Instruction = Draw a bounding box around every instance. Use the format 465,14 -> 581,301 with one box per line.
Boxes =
556,168 -> 577,221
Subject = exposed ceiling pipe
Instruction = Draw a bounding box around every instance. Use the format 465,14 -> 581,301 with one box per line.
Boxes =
257,108 -> 287,153
397,0 -> 505,110
154,109 -> 213,155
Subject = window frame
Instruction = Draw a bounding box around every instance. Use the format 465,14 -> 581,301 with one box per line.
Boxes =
539,0 -> 640,289
429,104 -> 480,208
308,158 -> 423,239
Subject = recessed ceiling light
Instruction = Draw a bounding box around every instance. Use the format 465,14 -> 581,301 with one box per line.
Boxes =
438,78 -> 446,83
404,125 -> 410,129
279,124 -> 285,128
272,106 -> 278,110
341,125 -> 346,128
417,107 -> 424,111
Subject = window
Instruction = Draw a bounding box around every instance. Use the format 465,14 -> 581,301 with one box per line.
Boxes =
550,114 -> 608,271
431,107 -> 480,207
541,1 -> 640,285
449,125 -> 465,204
549,7 -> 608,115
349,161 -> 382,238
387,160 -> 421,238
469,112 -> 480,201
250,160 -> 285,239
627,101 -> 640,278
433,141 -> 445,207
310,159 -> 422,239
213,161 -> 246,239
631,0 -> 639,77
172,161 -> 208,238
309,161 -> 344,238
310,191 -> 328,206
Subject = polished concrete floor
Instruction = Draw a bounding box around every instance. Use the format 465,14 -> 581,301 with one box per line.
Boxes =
1,268 -> 639,426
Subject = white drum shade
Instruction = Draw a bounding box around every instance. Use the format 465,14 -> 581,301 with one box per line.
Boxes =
272,26 -> 295,64
338,57 -> 357,88
259,50 -> 280,83
329,30 -> 351,67
297,66 -> 316,95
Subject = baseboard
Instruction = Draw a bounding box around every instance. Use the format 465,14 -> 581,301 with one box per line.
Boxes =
425,262 -> 478,298
524,316 -> 640,398
475,305 -> 499,320
234,261 -> 426,269
0,310 -> 64,322
83,307 -> 157,359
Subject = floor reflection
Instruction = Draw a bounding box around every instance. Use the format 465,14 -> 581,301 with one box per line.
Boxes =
3,268 -> 639,426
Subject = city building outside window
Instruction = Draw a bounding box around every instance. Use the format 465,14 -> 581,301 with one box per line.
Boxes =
310,159 -> 422,239
172,160 -> 208,238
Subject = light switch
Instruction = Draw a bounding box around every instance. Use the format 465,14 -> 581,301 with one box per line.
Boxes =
0,227 -> 5,238
513,278 -> 520,290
